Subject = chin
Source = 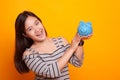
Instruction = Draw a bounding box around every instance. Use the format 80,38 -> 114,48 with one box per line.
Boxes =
38,36 -> 47,42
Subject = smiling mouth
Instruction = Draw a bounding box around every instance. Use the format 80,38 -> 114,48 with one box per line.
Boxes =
36,29 -> 44,38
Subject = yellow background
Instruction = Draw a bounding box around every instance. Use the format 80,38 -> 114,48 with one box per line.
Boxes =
0,0 -> 120,80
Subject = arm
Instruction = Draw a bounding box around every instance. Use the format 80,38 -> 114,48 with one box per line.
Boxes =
75,45 -> 84,60
59,35 -> 84,67
74,33 -> 93,61
71,46 -> 84,67
57,45 -> 76,70
57,36 -> 80,70
71,33 -> 92,67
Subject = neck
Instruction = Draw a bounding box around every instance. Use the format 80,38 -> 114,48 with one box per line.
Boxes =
32,37 -> 50,47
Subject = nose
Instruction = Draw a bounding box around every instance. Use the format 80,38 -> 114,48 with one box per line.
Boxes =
34,27 -> 40,33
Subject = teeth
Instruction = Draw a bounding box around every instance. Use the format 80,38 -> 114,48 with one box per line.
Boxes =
36,32 -> 42,36
37,34 -> 41,36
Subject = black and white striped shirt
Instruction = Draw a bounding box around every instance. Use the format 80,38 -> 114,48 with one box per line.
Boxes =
23,37 -> 83,80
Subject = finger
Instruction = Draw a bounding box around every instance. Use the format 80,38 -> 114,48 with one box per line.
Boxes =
81,35 -> 92,40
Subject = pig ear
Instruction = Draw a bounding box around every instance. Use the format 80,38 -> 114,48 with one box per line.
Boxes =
87,22 -> 91,25
80,21 -> 85,26
86,22 -> 92,27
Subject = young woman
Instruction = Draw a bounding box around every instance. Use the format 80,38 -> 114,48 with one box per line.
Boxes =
14,11 -> 92,80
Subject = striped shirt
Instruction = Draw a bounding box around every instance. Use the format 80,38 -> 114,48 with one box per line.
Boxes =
22,37 -> 84,80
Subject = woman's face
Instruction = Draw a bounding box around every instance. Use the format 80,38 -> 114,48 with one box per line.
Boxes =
24,16 -> 46,42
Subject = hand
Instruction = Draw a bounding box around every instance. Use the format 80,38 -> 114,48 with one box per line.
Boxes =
80,33 -> 93,40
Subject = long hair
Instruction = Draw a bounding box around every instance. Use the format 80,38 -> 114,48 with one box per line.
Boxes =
14,11 -> 47,73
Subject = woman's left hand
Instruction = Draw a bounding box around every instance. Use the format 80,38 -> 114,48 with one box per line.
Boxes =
79,33 -> 93,40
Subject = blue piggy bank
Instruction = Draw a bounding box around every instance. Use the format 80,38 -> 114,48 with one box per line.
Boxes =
78,21 -> 92,36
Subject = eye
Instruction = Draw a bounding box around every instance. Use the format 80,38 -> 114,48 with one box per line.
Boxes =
28,28 -> 32,31
26,27 -> 32,31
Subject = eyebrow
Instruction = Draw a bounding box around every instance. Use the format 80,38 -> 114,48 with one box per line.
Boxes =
34,19 -> 38,23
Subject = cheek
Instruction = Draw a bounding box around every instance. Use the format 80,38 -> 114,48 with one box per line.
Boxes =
39,23 -> 44,28
26,31 -> 34,38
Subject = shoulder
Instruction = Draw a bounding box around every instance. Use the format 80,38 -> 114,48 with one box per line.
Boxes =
23,48 -> 31,56
22,49 -> 30,60
22,48 -> 37,60
56,36 -> 69,46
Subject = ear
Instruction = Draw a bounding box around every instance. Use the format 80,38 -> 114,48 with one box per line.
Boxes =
22,33 -> 28,37
80,21 -> 85,26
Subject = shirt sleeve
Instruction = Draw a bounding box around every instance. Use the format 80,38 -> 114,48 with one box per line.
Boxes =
23,55 -> 61,78
69,53 -> 84,67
